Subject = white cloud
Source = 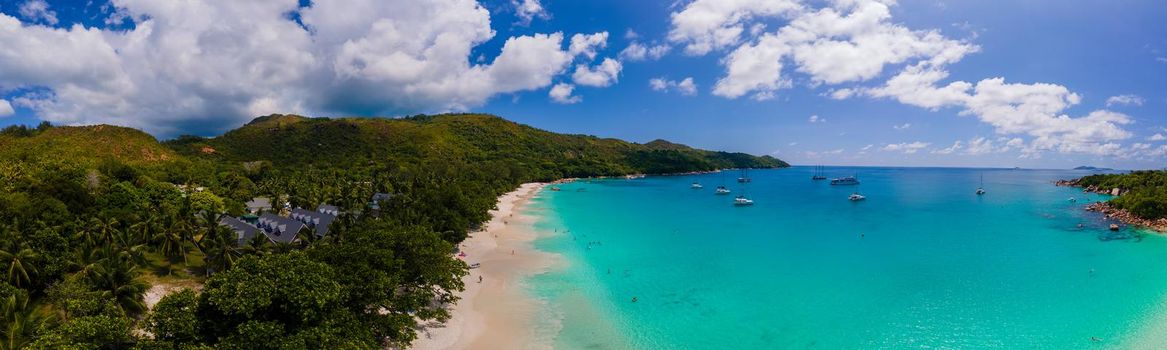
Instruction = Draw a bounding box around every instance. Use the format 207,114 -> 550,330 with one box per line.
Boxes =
569,32 -> 609,60
964,137 -> 995,155
649,77 -> 697,96
667,0 -> 801,55
861,144 -> 873,151
932,140 -> 962,154
619,42 -> 670,61
1149,133 -> 1167,141
1106,94 -> 1144,107
0,0 -> 612,135
513,0 -> 549,25
882,141 -> 930,154
808,114 -> 824,123
624,29 -> 638,40
18,0 -> 57,25
893,123 -> 911,130
548,83 -> 581,104
0,99 -> 13,117
572,58 -> 622,87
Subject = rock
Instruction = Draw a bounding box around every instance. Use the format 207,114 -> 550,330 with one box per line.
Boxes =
1111,188 -> 1121,196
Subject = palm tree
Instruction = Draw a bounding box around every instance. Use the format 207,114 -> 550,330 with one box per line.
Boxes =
200,226 -> 240,276
86,256 -> 149,316
0,292 -> 54,350
0,245 -> 39,288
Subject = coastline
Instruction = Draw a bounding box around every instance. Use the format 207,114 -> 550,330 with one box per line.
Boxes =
1055,179 -> 1167,233
410,182 -> 562,349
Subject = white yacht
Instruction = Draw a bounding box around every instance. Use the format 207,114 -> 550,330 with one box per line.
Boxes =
715,186 -> 731,195
849,193 -> 866,201
691,182 -> 703,189
733,195 -> 754,206
830,175 -> 860,186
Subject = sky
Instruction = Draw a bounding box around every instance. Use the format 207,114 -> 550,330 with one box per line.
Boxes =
0,0 -> 1165,169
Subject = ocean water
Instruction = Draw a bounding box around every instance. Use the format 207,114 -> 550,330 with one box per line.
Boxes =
522,167 -> 1167,349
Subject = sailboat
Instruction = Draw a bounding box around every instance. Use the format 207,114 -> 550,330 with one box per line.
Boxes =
737,168 -> 752,183
976,173 -> 986,195
811,165 -> 827,180
715,170 -> 731,194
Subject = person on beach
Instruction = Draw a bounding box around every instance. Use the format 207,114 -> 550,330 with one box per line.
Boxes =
478,276 -> 483,283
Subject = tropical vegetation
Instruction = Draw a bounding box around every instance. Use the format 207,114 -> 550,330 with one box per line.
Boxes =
0,113 -> 785,348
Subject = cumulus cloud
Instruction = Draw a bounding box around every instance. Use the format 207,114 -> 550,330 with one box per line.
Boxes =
648,77 -> 697,96
572,58 -> 622,87
0,0 -> 611,135
893,123 -> 911,130
808,115 -> 825,123
882,141 -> 930,154
1106,94 -> 1144,107
513,0 -> 549,25
1149,133 -> 1166,141
569,32 -> 609,60
548,83 -> 581,104
619,42 -> 670,61
672,0 -> 1139,158
668,0 -> 801,55
18,0 -> 56,25
0,99 -> 13,117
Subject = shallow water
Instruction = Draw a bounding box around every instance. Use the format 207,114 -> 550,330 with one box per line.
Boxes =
524,167 -> 1167,349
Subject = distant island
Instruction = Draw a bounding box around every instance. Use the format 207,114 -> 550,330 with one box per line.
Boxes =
1073,166 -> 1113,171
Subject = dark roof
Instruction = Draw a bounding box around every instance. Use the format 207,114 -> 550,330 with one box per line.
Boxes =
317,204 -> 340,215
291,208 -> 336,237
257,213 -> 305,244
371,193 -> 395,210
219,216 -> 259,246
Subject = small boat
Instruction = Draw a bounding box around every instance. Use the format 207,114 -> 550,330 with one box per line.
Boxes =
737,168 -> 751,183
733,195 -> 754,206
849,193 -> 866,201
691,182 -> 703,189
976,173 -> 986,195
811,165 -> 827,180
830,175 -> 860,186
1068,197 -> 1076,202
550,186 -> 561,191
469,263 -> 481,269
1109,224 -> 1120,231
715,186 -> 731,195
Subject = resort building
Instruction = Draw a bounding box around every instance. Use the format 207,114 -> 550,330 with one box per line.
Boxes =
257,213 -> 306,244
317,204 -> 340,216
371,192 -> 394,211
218,216 -> 259,246
290,208 -> 337,238
246,197 -> 272,214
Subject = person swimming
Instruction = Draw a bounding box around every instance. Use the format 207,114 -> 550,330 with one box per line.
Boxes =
631,297 -> 638,303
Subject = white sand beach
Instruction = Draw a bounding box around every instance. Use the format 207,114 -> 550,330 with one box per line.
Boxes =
411,183 -> 561,350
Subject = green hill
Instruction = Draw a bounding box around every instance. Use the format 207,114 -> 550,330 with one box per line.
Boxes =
0,124 -> 176,167
167,113 -> 787,179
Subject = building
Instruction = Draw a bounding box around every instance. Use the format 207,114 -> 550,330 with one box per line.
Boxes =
370,193 -> 394,211
291,208 -> 336,238
218,216 -> 259,246
246,197 -> 272,214
317,204 -> 340,216
257,213 -> 306,244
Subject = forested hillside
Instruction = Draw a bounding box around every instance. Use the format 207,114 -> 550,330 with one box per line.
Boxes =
0,115 -> 786,348
1073,170 -> 1167,220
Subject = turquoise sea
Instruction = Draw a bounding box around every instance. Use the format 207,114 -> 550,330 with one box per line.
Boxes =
522,167 -> 1167,349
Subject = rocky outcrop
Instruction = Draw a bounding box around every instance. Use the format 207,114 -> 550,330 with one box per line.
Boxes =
1055,179 -> 1125,196
1086,201 -> 1167,233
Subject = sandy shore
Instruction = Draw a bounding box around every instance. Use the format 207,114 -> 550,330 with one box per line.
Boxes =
411,183 -> 561,350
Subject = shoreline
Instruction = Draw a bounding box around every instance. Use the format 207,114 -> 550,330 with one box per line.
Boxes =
1055,179 -> 1167,233
410,183 -> 561,349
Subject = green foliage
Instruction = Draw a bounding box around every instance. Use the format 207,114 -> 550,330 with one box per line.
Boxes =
1076,170 -> 1167,219
0,113 -> 787,347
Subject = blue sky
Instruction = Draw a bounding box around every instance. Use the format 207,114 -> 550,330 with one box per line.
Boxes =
0,0 -> 1165,169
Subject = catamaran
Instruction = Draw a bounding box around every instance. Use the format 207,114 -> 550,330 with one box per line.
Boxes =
812,165 -> 827,180
975,173 -> 986,195
733,195 -> 754,206
830,175 -> 860,185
